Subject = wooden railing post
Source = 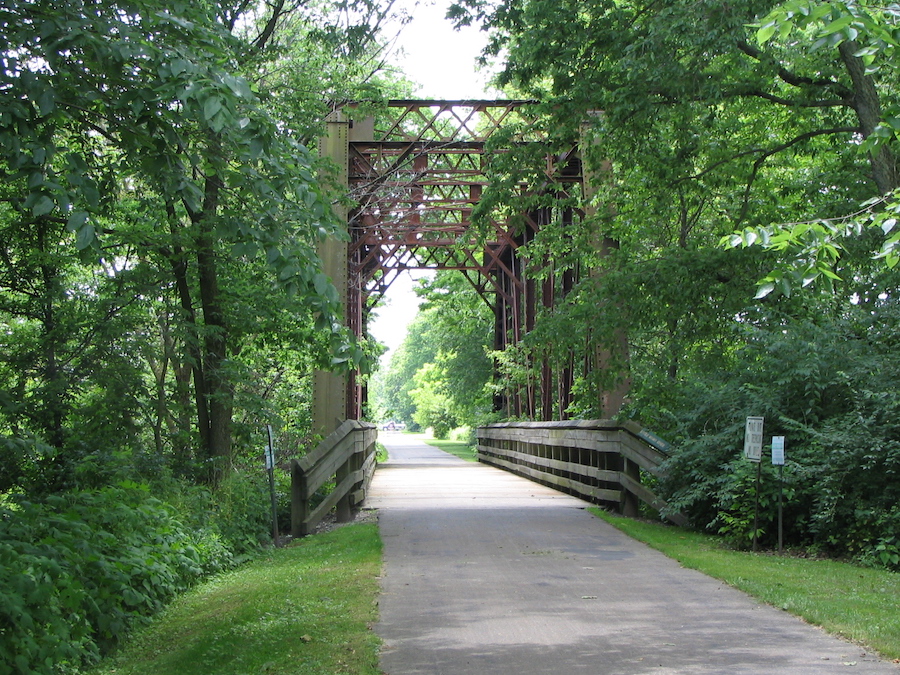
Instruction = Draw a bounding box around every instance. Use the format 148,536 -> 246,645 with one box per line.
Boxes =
289,421 -> 378,536
335,431 -> 358,524
335,458 -> 352,523
621,457 -> 641,518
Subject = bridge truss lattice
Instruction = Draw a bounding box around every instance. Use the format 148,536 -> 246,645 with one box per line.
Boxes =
316,100 -> 587,430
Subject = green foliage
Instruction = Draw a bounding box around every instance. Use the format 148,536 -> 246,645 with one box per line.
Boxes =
721,2 -> 900,289
645,302 -> 900,566
182,471 -> 273,558
89,524 -> 384,675
370,271 -> 494,431
449,0 -> 900,412
0,484 -> 241,674
409,362 -> 458,439
0,0 -> 389,485
446,0 -> 900,572
370,313 -> 434,430
449,425 -> 476,444
0,2 -> 403,672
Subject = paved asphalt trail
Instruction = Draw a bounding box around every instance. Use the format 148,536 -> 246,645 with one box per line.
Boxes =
367,433 -> 897,675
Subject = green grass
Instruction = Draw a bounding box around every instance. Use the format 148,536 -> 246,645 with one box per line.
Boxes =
84,471 -> 899,672
591,508 -> 900,661
90,524 -> 383,675
422,436 -> 478,462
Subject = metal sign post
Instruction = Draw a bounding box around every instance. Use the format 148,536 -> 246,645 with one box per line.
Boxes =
744,417 -> 764,551
772,436 -> 785,555
265,425 -> 279,547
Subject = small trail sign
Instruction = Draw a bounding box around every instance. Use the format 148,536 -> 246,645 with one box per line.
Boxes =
265,425 -> 279,546
265,425 -> 276,470
744,416 -> 764,462
771,436 -> 785,465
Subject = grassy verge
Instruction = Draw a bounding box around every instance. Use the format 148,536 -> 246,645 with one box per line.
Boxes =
422,437 -> 478,462
591,508 -> 900,662
90,523 -> 383,675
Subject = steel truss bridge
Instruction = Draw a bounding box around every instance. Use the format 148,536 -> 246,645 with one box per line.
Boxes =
313,100 -> 621,436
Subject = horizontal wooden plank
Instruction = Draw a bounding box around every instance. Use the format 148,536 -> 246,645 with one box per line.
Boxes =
622,420 -> 671,455
303,435 -> 358,496
480,419 -> 621,432
297,419 -> 359,473
618,433 -> 667,473
480,453 -> 621,504
297,420 -> 376,472
479,428 -> 622,452
478,444 -> 619,483
360,450 -> 377,476
478,441 -> 620,458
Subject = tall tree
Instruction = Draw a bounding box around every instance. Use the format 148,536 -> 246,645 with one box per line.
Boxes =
447,0 -> 900,415
0,0 -> 394,483
370,271 -> 494,429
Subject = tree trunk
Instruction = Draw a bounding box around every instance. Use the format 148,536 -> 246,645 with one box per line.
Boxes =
147,316 -> 168,457
167,243 -> 212,467
162,312 -> 195,463
36,221 -> 66,449
839,40 -> 899,195
196,175 -> 233,483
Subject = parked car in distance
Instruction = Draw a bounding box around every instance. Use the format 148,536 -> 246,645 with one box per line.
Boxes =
381,421 -> 407,431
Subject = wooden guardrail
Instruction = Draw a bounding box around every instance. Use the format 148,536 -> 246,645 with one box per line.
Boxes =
291,420 -> 377,537
476,420 -> 688,526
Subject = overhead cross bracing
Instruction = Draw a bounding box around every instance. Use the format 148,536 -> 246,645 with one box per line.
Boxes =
344,100 -> 583,312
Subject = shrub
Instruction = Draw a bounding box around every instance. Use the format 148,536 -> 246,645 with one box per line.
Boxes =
0,483 -> 244,674
449,426 -> 475,444
207,470 -> 275,556
646,310 -> 900,566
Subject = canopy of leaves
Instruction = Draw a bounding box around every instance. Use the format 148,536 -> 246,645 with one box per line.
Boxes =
442,0 -> 900,565
0,2 -> 410,667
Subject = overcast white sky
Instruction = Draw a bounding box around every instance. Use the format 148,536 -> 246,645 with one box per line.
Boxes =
388,0 -> 499,99
367,1 -> 497,358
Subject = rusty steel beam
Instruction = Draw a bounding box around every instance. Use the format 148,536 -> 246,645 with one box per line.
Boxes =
336,100 -> 584,421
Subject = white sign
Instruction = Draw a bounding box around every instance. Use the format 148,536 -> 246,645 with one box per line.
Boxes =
265,425 -> 275,470
744,416 -> 764,462
771,436 -> 785,466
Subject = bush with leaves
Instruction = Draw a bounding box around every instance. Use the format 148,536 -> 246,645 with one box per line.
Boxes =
644,302 -> 900,568
0,482 -> 254,674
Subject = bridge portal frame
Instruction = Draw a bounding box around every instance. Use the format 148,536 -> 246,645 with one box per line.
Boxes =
313,100 -> 588,436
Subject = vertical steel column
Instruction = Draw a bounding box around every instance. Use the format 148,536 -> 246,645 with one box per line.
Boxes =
541,274 -> 554,420
582,124 -> 631,419
346,114 -> 376,421
312,111 -> 350,436
525,272 -> 537,419
510,249 -> 524,418
492,266 -> 506,413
